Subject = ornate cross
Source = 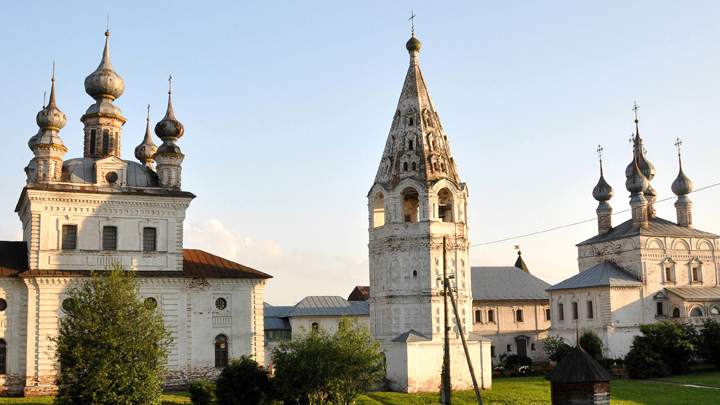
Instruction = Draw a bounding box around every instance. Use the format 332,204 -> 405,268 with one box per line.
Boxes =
675,137 -> 682,155
168,75 -> 172,94
632,101 -> 640,120
597,144 -> 603,161
409,11 -> 416,34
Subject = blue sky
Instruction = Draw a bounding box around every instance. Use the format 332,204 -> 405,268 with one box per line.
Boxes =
3,1 -> 720,304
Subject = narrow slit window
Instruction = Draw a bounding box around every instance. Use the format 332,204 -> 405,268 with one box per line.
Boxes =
61,224 -> 77,250
475,310 -> 481,323
692,267 -> 699,282
412,162 -> 417,170
572,302 -> 579,320
656,302 -> 664,316
487,309 -> 495,323
215,335 -> 228,367
90,129 -> 97,154
516,309 -> 524,322
0,339 -> 6,374
408,140 -> 414,150
403,162 -> 408,171
558,303 -> 564,321
587,301 -> 594,319
102,130 -> 110,155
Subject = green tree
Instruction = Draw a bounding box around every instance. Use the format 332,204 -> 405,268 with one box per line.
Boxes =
542,336 -> 572,363
699,318 -> 720,368
579,328 -> 603,360
272,317 -> 384,405
215,356 -> 272,405
624,320 -> 698,379
53,264 -> 172,405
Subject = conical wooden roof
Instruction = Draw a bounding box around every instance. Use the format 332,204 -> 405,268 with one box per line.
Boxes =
545,345 -> 612,383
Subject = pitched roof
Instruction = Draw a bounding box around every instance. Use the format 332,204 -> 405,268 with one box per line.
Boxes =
546,261 -> 642,291
0,244 -> 271,280
284,296 -> 369,317
514,253 -> 529,273
348,286 -> 370,301
666,286 -> 720,301
545,345 -> 612,383
264,303 -> 293,330
392,330 -> 430,342
471,266 -> 551,300
577,216 -> 718,246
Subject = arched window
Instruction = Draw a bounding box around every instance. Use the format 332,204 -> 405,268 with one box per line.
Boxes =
672,308 -> 681,318
0,339 -> 5,374
373,192 -> 385,228
412,162 -> 417,171
311,322 -> 319,331
215,334 -> 228,367
408,117 -> 414,126
412,270 -> 417,277
690,307 -> 703,317
710,306 -> 720,316
401,188 -> 420,223
403,162 -> 408,171
437,188 -> 454,222
408,140 -> 414,150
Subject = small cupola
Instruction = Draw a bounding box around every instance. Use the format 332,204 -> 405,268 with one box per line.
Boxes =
671,138 -> 693,228
626,152 -> 649,229
134,105 -> 158,169
592,147 -> 613,234
153,77 -> 185,189
84,30 -> 125,100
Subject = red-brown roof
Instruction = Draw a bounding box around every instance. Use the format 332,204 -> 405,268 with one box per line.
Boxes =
347,286 -> 370,301
0,244 -> 271,280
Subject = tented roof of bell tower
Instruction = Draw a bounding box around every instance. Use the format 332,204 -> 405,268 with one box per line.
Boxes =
373,34 -> 461,190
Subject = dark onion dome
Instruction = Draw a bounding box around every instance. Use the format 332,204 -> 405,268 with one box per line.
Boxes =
625,123 -> 655,181
84,31 -> 124,100
626,154 -> 649,194
592,161 -> 613,202
36,75 -> 66,132
154,91 -> 184,140
406,34 -> 421,52
645,184 -> 657,197
672,156 -> 694,196
134,109 -> 158,163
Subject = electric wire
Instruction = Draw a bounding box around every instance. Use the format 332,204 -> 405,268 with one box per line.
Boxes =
471,181 -> 720,247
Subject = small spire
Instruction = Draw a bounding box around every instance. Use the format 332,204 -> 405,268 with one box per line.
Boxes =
48,61 -> 57,107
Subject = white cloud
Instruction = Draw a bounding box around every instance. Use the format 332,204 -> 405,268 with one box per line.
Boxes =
184,219 -> 369,305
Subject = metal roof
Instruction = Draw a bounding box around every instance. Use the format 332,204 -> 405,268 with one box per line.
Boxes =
283,296 -> 369,317
471,266 -> 551,300
545,346 -> 612,383
0,241 -> 28,277
546,261 -> 642,291
392,330 -> 430,342
577,216 -> 718,246
666,286 -> 720,301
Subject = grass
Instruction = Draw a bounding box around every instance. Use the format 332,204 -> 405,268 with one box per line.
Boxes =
656,365 -> 720,388
0,373 -> 718,405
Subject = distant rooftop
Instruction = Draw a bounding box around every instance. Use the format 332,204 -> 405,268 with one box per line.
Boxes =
471,266 -> 551,300
577,216 -> 717,246
284,296 -> 369,317
546,261 -> 642,291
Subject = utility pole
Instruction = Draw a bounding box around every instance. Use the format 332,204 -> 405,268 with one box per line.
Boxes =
441,237 -> 451,405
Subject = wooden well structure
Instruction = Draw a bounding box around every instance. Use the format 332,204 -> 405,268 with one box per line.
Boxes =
545,346 -> 612,405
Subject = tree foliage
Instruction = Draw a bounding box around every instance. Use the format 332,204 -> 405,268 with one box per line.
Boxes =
542,336 -> 572,363
579,328 -> 603,360
53,264 -> 172,405
214,356 -> 272,405
699,318 -> 720,368
272,317 -> 384,405
625,320 -> 699,379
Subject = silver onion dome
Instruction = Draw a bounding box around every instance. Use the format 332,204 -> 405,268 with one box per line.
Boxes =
35,75 -> 66,132
672,156 -> 694,196
626,154 -> 649,194
84,31 -> 125,100
154,85 -> 184,140
135,106 -> 158,163
592,161 -> 614,202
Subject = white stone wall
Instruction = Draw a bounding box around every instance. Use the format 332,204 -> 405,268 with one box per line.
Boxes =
0,279 -> 28,393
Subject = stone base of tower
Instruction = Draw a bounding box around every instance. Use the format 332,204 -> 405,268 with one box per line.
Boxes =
381,338 -> 492,393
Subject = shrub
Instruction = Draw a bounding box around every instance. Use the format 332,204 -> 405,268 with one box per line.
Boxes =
614,357 -> 624,366
579,328 -> 603,360
188,380 -> 215,405
502,354 -> 532,370
625,336 -> 671,379
699,318 -> 720,368
543,336 -> 572,363
597,357 -> 613,370
215,355 -> 273,405
625,320 -> 698,378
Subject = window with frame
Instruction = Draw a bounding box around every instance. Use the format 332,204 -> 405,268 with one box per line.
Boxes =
710,307 -> 720,316
664,266 -> 674,282
690,307 -> 703,317
657,302 -> 664,316
558,303 -> 564,321
0,339 -> 5,374
506,344 -> 511,352
531,343 -> 536,351
672,307 -> 681,318
102,129 -> 110,155
215,334 -> 228,367
475,310 -> 481,323
515,309 -> 524,323
90,129 -> 97,154
587,301 -> 594,319
545,308 -> 551,321
61,224 -> 77,250
572,302 -> 579,320
311,322 -> 319,331
692,266 -> 700,282
487,309 -> 495,323
143,227 -> 156,252
102,226 -> 117,251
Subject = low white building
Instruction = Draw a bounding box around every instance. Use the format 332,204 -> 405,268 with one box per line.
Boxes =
0,31 -> 271,396
471,253 -> 552,364
548,121 -> 720,358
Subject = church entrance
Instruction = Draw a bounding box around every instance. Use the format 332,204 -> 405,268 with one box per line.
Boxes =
516,338 -> 527,357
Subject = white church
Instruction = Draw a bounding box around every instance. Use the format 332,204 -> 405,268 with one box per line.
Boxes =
0,31 -> 271,396
367,34 -> 492,393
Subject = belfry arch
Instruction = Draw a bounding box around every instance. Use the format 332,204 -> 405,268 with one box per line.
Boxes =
437,187 -> 454,222
373,192 -> 385,227
401,187 -> 420,223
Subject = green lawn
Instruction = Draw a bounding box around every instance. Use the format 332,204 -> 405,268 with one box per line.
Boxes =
656,366 -> 720,388
1,375 -> 718,405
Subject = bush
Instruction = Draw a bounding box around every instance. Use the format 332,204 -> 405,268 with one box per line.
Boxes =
597,357 -> 613,370
188,380 -> 215,405
215,355 -> 273,405
699,318 -> 720,368
625,320 -> 699,379
614,357 -> 624,366
579,328 -> 603,360
502,354 -> 532,370
543,336 -> 572,363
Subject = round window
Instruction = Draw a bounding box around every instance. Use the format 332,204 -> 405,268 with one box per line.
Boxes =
105,171 -> 119,184
62,298 -> 75,312
145,297 -> 157,309
215,298 -> 227,310
0,298 -> 7,311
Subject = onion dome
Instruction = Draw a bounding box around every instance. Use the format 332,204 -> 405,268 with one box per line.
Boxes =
154,83 -> 184,141
625,120 -> 655,181
35,75 -> 66,132
84,30 -> 124,100
626,153 -> 649,194
135,105 -> 158,165
672,155 -> 694,196
592,160 -> 614,202
406,34 -> 421,52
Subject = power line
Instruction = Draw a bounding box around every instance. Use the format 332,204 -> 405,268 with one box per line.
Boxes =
471,181 -> 720,247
